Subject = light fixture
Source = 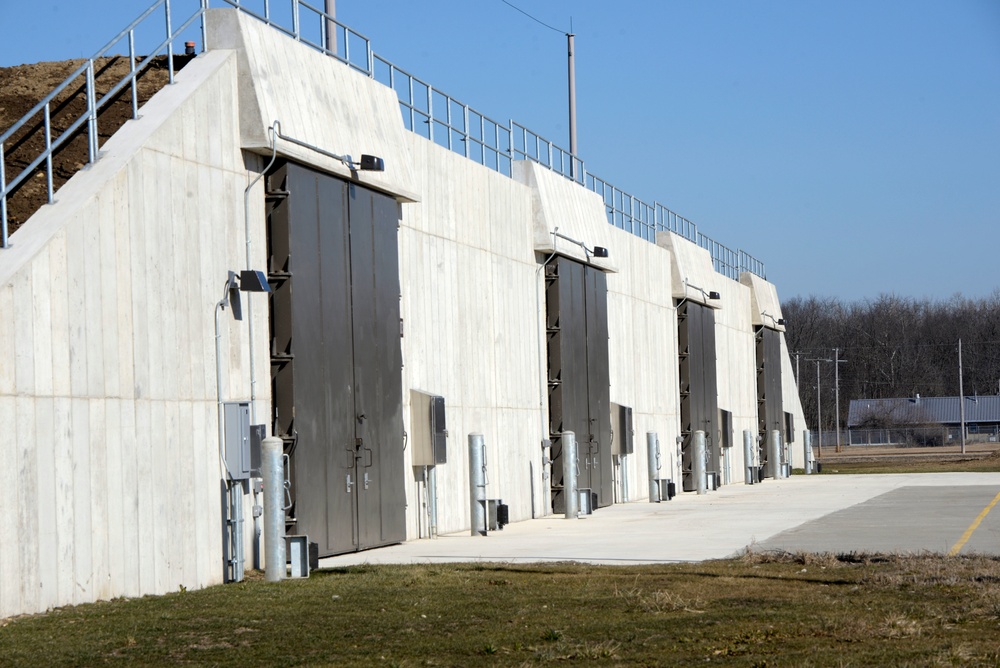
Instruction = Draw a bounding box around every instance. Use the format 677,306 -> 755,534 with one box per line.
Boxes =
708,291 -> 721,300
592,246 -> 609,258
225,270 -> 272,321
359,154 -> 385,171
776,318 -> 786,326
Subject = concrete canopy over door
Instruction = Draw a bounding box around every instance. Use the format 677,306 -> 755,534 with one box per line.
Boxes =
267,161 -> 405,557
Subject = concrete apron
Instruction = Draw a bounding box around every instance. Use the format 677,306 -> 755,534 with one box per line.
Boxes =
319,473 -> 1000,567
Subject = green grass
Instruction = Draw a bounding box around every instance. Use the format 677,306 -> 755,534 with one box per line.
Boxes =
816,456 -> 1000,475
3,554 -> 1000,666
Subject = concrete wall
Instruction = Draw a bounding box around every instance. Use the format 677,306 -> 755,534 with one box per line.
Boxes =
0,50 -> 271,618
0,7 -> 807,618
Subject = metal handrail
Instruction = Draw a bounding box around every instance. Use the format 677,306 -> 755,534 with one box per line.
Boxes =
1,0 -> 767,281
1,0 -> 209,248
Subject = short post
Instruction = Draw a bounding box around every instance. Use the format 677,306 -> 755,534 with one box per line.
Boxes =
743,429 -> 754,484
768,429 -> 783,479
646,431 -> 660,502
261,436 -> 285,582
803,430 -> 813,475
563,431 -> 579,519
693,430 -> 707,495
469,433 -> 486,536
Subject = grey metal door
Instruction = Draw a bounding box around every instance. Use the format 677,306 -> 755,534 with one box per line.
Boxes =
755,326 -> 784,470
545,256 -> 612,511
678,301 -> 720,491
267,162 -> 404,557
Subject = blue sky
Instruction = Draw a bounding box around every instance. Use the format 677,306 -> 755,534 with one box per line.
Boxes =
2,0 -> 998,302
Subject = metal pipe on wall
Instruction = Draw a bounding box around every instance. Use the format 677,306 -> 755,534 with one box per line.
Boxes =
563,431 -> 579,519
646,432 -> 660,502
469,433 -> 486,536
693,430 -> 707,495
261,436 -> 285,581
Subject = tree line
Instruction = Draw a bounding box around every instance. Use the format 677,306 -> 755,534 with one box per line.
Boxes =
782,292 -> 1000,430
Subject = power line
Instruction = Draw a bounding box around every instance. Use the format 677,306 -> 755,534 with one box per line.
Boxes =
500,0 -> 566,34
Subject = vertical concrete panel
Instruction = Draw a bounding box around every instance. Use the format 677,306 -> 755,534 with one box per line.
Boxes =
133,400 -> 154,595
15,396 -> 38,614
88,399 -> 109,600
118,399 -> 140,597
31,251 -> 53,398
115,170 -> 135,398
103,398 -> 125,598
48,232 -> 71,397
65,222 -> 88,397
0,284 -> 14,395
71,397 -> 93,604
128,157 -> 150,401
52,398 -> 75,606
162,401 -> 183,589
176,401 -> 196,587
0,396 -> 19,617
35,397 -> 57,611
149,401 -> 169,593
84,202 -> 106,398
98,186 -> 121,398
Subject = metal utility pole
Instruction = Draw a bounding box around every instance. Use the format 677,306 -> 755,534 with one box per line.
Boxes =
833,348 -> 847,453
808,358 -> 832,458
959,338 -> 966,455
567,31 -> 577,176
325,0 -> 336,53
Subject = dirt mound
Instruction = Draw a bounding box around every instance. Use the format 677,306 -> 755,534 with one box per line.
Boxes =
0,55 -> 192,238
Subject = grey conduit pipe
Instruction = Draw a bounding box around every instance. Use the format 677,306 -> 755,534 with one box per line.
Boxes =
262,436 -> 285,582
562,431 -> 579,519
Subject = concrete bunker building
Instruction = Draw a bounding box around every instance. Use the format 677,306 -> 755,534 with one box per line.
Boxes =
0,2 -> 805,618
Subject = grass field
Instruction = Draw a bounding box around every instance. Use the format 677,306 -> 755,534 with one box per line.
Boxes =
3,452 -> 999,666
2,552 -> 1000,667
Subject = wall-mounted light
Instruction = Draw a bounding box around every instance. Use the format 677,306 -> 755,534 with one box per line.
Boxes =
708,291 -> 721,300
683,278 -> 720,304
225,270 -> 272,321
592,246 -> 609,258
761,311 -> 785,328
358,155 -> 385,172
269,122 -> 385,174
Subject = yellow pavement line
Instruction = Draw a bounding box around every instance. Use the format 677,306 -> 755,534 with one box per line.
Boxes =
948,489 -> 1000,556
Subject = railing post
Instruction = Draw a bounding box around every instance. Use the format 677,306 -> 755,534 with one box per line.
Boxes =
128,30 -> 139,119
292,0 -> 300,41
43,104 -> 53,204
86,60 -> 98,164
165,0 -> 175,85
201,0 -> 210,53
1,142 -> 7,248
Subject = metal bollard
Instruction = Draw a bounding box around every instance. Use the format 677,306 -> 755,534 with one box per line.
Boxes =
261,436 -> 285,582
563,431 -> 579,519
469,433 -> 486,536
803,429 -> 813,474
767,429 -> 783,479
693,430 -> 707,495
743,430 -> 754,484
647,432 -> 660,502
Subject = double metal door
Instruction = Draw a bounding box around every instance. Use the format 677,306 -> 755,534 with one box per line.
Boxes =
268,162 -> 404,557
545,256 -> 612,510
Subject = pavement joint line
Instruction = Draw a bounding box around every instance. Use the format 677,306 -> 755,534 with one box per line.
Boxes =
948,488 -> 1000,556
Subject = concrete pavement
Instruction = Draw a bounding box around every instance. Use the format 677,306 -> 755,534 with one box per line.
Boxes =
319,473 -> 1000,568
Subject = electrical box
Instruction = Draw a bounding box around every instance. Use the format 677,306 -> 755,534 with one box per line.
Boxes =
223,402 -> 264,480
610,403 -> 634,455
410,390 -> 447,466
